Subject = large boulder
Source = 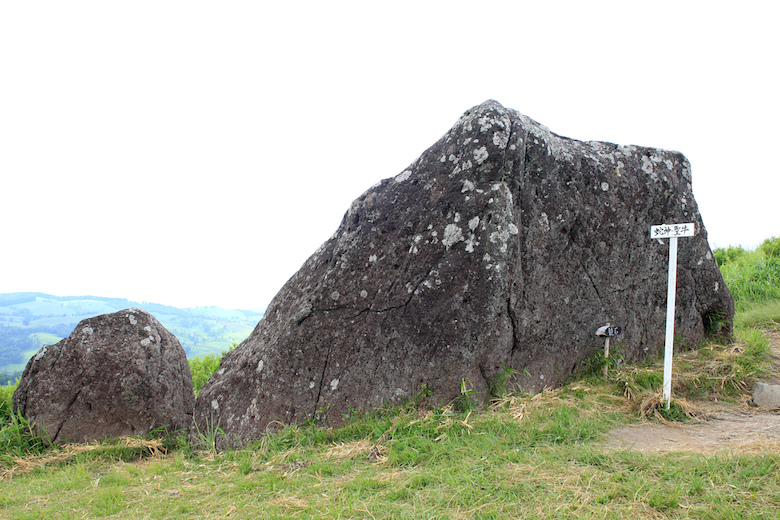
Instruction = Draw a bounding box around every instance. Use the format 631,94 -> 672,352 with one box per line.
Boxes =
195,100 -> 733,446
13,308 -> 194,443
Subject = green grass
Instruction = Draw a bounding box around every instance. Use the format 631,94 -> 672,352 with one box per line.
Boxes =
188,343 -> 235,396
735,299 -> 780,330
715,237 -> 780,331
716,237 -> 780,317
1,380 -> 14,420
189,353 -> 222,396
1,385 -> 778,518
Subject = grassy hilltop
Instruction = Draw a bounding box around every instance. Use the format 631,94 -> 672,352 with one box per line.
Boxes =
1,238 -> 778,519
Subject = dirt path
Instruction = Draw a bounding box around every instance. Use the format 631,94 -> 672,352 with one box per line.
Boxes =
604,330 -> 780,454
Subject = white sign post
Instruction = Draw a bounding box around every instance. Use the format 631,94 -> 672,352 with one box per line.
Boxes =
651,223 -> 695,408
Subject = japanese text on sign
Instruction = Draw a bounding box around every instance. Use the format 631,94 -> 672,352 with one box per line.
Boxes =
650,223 -> 695,239
604,326 -> 621,337
596,325 -> 622,337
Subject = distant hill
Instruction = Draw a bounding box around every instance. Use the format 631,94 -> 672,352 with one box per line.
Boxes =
0,292 -> 264,384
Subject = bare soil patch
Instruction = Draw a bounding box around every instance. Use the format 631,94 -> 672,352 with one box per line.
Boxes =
604,330 -> 780,454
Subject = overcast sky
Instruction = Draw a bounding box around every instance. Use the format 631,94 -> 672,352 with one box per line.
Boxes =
2,1 -> 777,310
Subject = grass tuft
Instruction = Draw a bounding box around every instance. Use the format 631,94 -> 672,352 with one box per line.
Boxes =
716,239 -> 780,316
1,437 -> 165,480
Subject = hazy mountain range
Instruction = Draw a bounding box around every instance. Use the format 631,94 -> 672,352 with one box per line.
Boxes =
0,292 -> 264,384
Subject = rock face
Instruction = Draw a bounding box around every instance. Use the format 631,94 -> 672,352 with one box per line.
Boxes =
13,308 -> 194,443
195,100 -> 733,446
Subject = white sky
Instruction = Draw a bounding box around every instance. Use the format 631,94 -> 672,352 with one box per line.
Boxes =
1,1 -> 778,310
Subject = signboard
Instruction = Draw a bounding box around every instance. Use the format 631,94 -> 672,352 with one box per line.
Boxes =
652,222 -> 695,408
595,325 -> 622,337
651,223 -> 695,239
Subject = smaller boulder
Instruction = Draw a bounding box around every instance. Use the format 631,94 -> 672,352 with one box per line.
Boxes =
13,308 -> 194,443
751,382 -> 780,409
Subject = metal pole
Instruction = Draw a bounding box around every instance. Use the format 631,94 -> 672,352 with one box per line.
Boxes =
662,236 -> 678,408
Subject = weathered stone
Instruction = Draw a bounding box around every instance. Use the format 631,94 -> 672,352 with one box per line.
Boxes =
195,100 -> 733,446
751,382 -> 780,409
13,308 -> 194,443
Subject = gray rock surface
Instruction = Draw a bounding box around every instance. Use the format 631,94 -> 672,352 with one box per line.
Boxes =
13,308 -> 194,443
752,382 -> 780,409
195,100 -> 733,446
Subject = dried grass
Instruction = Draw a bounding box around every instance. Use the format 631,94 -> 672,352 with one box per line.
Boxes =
725,438 -> 780,454
626,392 -> 709,422
489,394 -> 529,421
268,495 -> 310,513
1,437 -> 165,480
324,439 -> 373,460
